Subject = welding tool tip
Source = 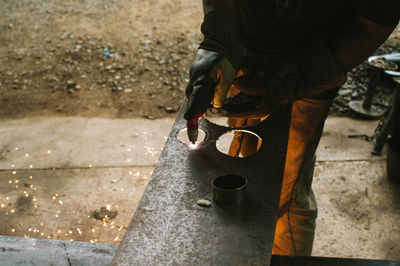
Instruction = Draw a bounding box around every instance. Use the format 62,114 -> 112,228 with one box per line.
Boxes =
187,117 -> 200,144
187,128 -> 199,144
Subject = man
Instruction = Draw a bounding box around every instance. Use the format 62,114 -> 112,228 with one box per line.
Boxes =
184,0 -> 400,256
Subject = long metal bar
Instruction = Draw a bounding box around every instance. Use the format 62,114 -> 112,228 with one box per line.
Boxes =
112,101 -> 292,265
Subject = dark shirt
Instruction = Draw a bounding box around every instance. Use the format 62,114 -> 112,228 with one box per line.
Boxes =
200,0 -> 399,71
235,0 -> 399,69
358,0 -> 400,27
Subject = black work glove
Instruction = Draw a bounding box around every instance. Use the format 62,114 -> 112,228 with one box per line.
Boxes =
184,49 -> 236,121
223,41 -> 347,118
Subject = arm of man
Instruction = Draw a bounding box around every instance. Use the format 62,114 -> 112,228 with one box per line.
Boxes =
334,15 -> 396,72
226,1 -> 399,117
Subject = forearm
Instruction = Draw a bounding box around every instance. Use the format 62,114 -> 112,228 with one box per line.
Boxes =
200,0 -> 241,69
332,15 -> 396,72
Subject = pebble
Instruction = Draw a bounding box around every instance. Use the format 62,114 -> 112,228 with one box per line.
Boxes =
197,199 -> 212,207
165,106 -> 175,113
338,89 -> 352,96
66,80 -> 76,88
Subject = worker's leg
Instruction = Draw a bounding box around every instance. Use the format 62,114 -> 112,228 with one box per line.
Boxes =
273,89 -> 337,256
227,117 -> 261,157
227,89 -> 337,256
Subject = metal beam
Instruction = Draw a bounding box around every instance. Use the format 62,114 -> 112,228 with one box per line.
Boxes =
112,101 -> 292,265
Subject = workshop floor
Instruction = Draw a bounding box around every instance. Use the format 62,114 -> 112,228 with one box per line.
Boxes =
0,116 -> 399,260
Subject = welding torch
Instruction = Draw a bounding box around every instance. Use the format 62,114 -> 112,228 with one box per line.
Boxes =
185,74 -> 233,144
184,49 -> 236,144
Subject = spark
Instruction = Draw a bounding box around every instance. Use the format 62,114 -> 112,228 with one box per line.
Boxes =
0,204 -> 5,208
11,164 -> 15,167
90,240 -> 94,243
134,172 -> 140,177
55,214 -> 59,218
8,180 -> 12,184
40,233 -> 44,236
57,230 -> 61,234
89,164 -> 92,168
10,209 -> 15,213
15,180 -> 19,183
12,171 -> 16,175
11,229 -> 15,232
29,176 -> 33,179
29,165 -> 33,169
59,200 -> 63,205
113,236 -> 119,241
25,153 -> 29,158
106,204 -> 111,211
91,229 -> 95,233
52,196 -> 56,200
128,171 -> 133,175
47,150 -> 51,154
70,239 -> 73,242
118,226 -> 123,231
77,228 -> 82,235
28,228 -> 32,232
69,230 -> 72,234
5,197 -> 9,200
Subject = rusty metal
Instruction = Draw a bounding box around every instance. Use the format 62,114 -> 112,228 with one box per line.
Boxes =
373,80 -> 400,155
348,69 -> 385,119
112,100 -> 292,265
212,174 -> 248,205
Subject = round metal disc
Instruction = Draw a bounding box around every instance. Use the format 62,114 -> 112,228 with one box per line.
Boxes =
348,100 -> 385,119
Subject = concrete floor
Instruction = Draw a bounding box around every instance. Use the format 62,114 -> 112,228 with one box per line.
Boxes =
0,116 -> 399,260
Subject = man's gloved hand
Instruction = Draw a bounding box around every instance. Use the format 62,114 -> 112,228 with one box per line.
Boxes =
222,41 -> 347,118
184,49 -> 236,121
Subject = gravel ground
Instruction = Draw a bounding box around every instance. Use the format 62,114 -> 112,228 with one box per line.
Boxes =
0,0 -> 399,119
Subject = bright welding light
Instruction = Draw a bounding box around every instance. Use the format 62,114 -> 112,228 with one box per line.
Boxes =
188,143 -> 199,150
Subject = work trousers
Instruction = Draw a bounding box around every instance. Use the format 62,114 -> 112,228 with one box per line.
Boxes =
227,89 -> 337,256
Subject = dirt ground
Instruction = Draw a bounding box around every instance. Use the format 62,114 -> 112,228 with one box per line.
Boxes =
1,0 -> 400,120
0,0 -> 202,119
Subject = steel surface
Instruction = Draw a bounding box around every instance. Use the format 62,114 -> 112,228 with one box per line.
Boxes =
112,101 -> 292,265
